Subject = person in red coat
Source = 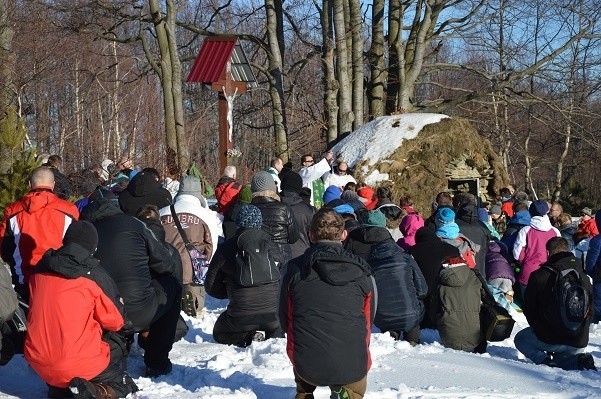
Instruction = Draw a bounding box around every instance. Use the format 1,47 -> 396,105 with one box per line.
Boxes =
576,207 -> 599,238
215,166 -> 242,214
24,221 -> 138,399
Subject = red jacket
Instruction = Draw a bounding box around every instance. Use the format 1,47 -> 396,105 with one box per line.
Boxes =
215,177 -> 242,214
24,244 -> 124,388
577,218 -> 599,238
0,188 -> 78,285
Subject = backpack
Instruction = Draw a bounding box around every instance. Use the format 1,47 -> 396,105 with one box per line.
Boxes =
235,230 -> 280,287
456,236 -> 477,269
545,266 -> 590,336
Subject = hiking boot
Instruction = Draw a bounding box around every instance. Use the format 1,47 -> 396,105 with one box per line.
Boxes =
69,378 -> 117,399
578,353 -> 597,371
181,290 -> 197,318
252,331 -> 265,342
145,359 -> 173,377
541,354 -> 558,368
388,331 -> 400,341
182,284 -> 205,318
48,385 -> 73,399
330,386 -> 350,399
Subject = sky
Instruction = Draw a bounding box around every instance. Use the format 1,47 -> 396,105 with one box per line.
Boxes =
2,114 -> 601,399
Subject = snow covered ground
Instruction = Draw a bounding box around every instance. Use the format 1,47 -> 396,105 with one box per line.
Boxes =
2,294 -> 601,399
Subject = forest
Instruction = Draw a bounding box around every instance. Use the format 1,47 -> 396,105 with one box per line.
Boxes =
0,0 -> 600,207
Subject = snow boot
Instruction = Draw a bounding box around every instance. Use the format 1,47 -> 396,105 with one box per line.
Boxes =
330,386 -> 350,399
69,378 -> 116,399
578,353 -> 597,371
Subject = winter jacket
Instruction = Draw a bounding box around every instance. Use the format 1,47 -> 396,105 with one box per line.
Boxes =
397,214 -> 425,251
46,167 -> 73,200
215,177 -> 242,215
513,215 -> 561,286
279,241 -> 375,386
280,190 -> 315,260
81,199 -> 177,331
485,241 -> 515,283
0,188 -> 79,286
375,198 -> 402,221
0,264 -> 17,324
501,210 -> 531,261
577,218 -> 598,239
431,264 -> 483,351
324,171 -> 357,190
118,172 -> 172,216
559,223 -> 577,251
525,252 -> 592,348
159,194 -> 224,285
500,199 -> 514,218
585,211 -> 601,318
205,229 -> 282,320
368,238 -> 426,333
299,158 -> 331,207
251,193 -> 299,264
267,167 -> 281,193
344,226 -> 392,261
222,201 -> 243,241
24,242 -> 124,387
456,203 -> 493,275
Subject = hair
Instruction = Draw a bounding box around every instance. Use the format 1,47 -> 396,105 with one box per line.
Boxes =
500,187 -> 512,197
550,202 -> 563,213
513,201 -> 529,213
141,167 -> 160,180
223,165 -> 237,178
270,157 -> 282,168
435,192 -> 453,206
30,166 -> 55,188
514,191 -> 529,202
46,155 -> 62,169
546,236 -> 570,255
463,193 -> 478,205
377,186 -> 393,201
399,194 -> 413,207
136,204 -> 160,221
310,208 -> 345,241
343,181 -> 356,192
301,154 -> 313,163
573,231 -> 589,245
557,213 -> 572,227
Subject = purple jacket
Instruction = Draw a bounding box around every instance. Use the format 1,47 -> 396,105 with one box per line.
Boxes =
485,241 -> 515,283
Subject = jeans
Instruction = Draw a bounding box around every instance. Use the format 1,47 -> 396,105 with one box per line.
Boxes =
514,327 -> 585,370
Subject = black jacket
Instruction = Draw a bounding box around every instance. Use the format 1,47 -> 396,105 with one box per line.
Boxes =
205,229 -> 281,321
118,172 -> 172,216
524,252 -> 592,348
251,194 -> 299,263
368,238 -> 427,333
280,190 -> 315,260
455,204 -> 493,275
81,199 -> 177,331
280,242 -> 375,386
344,226 -> 391,260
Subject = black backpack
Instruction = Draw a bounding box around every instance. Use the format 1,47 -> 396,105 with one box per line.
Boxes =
235,230 -> 280,287
545,266 -> 590,336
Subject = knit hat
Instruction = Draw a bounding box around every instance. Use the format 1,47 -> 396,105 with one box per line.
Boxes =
581,207 -> 593,217
363,210 -> 387,227
235,204 -> 263,229
178,175 -> 204,201
529,200 -> 549,217
333,203 -> 355,216
323,186 -> 342,205
88,188 -> 118,203
251,171 -> 277,193
341,190 -> 360,202
436,207 -> 456,226
489,205 -> 502,216
280,170 -> 303,194
357,187 -> 377,210
63,220 -> 98,254
238,185 -> 253,204
477,207 -> 489,223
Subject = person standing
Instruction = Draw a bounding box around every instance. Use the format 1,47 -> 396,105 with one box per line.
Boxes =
280,208 -> 376,399
324,161 -> 357,190
267,157 -> 284,193
298,151 -> 333,208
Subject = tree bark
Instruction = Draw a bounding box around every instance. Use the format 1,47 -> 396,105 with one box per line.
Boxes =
333,0 -> 353,135
349,0 -> 363,129
321,0 -> 338,143
368,0 -> 385,119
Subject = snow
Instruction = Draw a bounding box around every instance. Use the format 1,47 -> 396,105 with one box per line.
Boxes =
2,295 -> 601,399
330,114 -> 449,186
2,113 -> 601,397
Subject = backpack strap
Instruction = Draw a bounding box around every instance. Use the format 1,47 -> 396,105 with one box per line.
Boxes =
170,205 -> 195,252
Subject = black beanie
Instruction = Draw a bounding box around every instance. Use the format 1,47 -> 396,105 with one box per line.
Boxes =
280,170 -> 303,194
63,220 -> 99,254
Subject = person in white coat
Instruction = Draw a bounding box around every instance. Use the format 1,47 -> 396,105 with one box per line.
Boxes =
298,151 -> 333,208
324,162 -> 357,190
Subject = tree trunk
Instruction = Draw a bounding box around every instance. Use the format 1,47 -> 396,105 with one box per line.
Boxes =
349,0 -> 363,129
333,0 -> 353,135
386,0 -> 402,114
0,0 -> 16,173
367,0 -> 385,119
321,0 -> 338,143
266,0 -> 289,161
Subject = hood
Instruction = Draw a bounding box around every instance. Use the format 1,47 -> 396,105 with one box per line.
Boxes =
369,238 -> 404,261
414,226 -> 440,243
21,189 -> 58,214
304,242 -> 371,286
456,203 -> 480,225
143,218 -> 166,242
280,190 -> 304,206
439,264 -> 474,287
348,225 -> 391,244
399,213 -> 425,237
217,176 -> 236,186
488,240 -> 508,255
508,210 -> 531,226
529,215 -> 554,232
80,198 -> 123,223
36,242 -> 100,279
126,172 -> 162,197
544,251 -> 582,269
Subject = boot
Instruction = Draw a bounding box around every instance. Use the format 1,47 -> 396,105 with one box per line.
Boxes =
69,378 -> 117,399
330,386 -> 350,399
182,284 -> 205,318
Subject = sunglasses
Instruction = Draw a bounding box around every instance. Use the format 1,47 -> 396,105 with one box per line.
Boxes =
304,159 -> 314,164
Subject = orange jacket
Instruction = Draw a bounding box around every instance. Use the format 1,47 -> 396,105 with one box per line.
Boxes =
215,177 -> 242,214
500,200 -> 514,218
24,263 -> 124,387
577,218 -> 599,238
0,188 -> 78,285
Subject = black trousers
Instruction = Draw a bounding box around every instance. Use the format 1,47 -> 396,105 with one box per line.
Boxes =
143,275 -> 182,370
213,312 -> 283,347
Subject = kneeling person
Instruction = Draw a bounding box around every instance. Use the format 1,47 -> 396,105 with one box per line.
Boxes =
24,221 -> 138,399
205,204 -> 284,347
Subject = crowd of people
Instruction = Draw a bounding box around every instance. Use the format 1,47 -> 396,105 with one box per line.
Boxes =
0,152 -> 599,399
